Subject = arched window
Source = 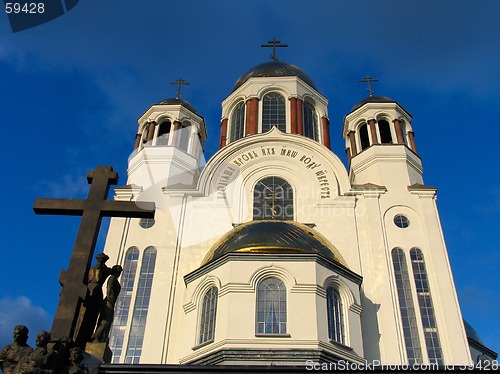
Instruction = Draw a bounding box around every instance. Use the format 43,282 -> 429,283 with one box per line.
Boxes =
326,287 -> 344,344
156,120 -> 171,146
410,248 -> 443,365
178,123 -> 191,152
253,176 -> 293,220
359,124 -> 370,150
229,102 -> 245,142
124,247 -> 157,364
199,287 -> 218,345
392,248 -> 422,364
303,101 -> 318,141
109,248 -> 139,363
256,277 -> 287,335
378,120 -> 393,144
262,92 -> 286,133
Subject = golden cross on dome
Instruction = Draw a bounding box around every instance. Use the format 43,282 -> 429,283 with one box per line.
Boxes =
359,75 -> 379,97
261,38 -> 288,62
170,78 -> 190,99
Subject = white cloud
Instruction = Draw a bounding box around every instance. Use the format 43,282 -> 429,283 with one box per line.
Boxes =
0,296 -> 52,348
33,173 -> 89,198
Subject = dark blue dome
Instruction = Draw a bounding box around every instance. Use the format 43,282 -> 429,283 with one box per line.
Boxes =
351,95 -> 396,111
155,98 -> 198,114
233,61 -> 318,91
463,319 -> 483,344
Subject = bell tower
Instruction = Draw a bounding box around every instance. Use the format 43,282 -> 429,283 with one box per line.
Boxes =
343,94 -> 420,188
343,87 -> 471,364
128,93 -> 207,188
219,41 -> 331,149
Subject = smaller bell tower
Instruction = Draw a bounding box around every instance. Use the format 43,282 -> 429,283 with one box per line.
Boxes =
128,94 -> 207,189
343,85 -> 471,364
343,94 -> 420,189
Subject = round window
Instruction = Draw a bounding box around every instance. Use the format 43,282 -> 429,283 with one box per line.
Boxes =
139,218 -> 155,229
394,214 -> 410,228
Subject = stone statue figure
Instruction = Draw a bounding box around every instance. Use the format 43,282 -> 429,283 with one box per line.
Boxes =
75,253 -> 112,345
92,265 -> 123,343
18,331 -> 57,374
0,326 -> 33,374
65,348 -> 88,374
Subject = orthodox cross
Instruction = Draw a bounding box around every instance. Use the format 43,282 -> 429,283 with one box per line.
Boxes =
359,75 -> 379,97
170,78 -> 190,99
263,192 -> 278,219
33,166 -> 155,346
261,38 -> 288,62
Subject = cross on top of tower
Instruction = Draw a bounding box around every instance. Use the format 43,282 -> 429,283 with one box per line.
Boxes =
358,75 -> 379,97
170,78 -> 190,99
261,38 -> 288,62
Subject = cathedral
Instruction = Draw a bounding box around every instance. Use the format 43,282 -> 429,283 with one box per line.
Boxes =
99,50 -> 497,369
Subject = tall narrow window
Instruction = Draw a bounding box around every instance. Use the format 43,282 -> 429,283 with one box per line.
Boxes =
156,121 -> 171,146
253,176 -> 293,220
199,287 -> 218,345
124,247 -> 157,364
359,124 -> 370,150
178,123 -> 191,152
256,277 -> 287,335
378,120 -> 393,144
326,287 -> 344,344
230,102 -> 245,142
109,248 -> 139,363
392,248 -> 423,364
303,101 -> 318,141
400,121 -> 408,145
262,93 -> 286,132
410,248 -> 443,365
141,126 -> 149,146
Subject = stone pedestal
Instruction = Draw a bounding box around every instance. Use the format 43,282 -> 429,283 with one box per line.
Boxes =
85,342 -> 111,363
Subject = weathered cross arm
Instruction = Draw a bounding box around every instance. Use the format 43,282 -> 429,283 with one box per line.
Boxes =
33,199 -> 86,216
33,199 -> 155,218
100,200 -> 155,218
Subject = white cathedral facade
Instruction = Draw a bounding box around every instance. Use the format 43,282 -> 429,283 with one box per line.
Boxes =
100,59 -> 496,368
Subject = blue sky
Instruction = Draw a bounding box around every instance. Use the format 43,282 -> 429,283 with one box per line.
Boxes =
1,0 -> 499,355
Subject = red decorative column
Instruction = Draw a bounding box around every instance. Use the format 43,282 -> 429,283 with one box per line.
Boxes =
134,134 -> 141,151
297,99 -> 303,135
408,131 -> 418,153
321,116 -> 331,149
368,119 -> 378,145
245,98 -> 259,135
345,147 -> 352,166
146,121 -> 157,143
220,118 -> 228,148
393,119 -> 404,144
348,131 -> 358,157
290,97 -> 298,134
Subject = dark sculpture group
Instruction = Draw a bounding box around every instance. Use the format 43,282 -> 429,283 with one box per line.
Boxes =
1,167 -> 154,373
0,327 -> 85,374
0,253 -> 123,374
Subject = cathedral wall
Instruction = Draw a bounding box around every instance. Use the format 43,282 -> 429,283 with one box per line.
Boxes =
352,175 -> 471,364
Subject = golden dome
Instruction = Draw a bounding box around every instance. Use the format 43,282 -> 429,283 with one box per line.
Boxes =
201,220 -> 347,267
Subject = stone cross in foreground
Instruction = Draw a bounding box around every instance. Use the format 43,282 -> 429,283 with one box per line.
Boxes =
33,166 -> 155,347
